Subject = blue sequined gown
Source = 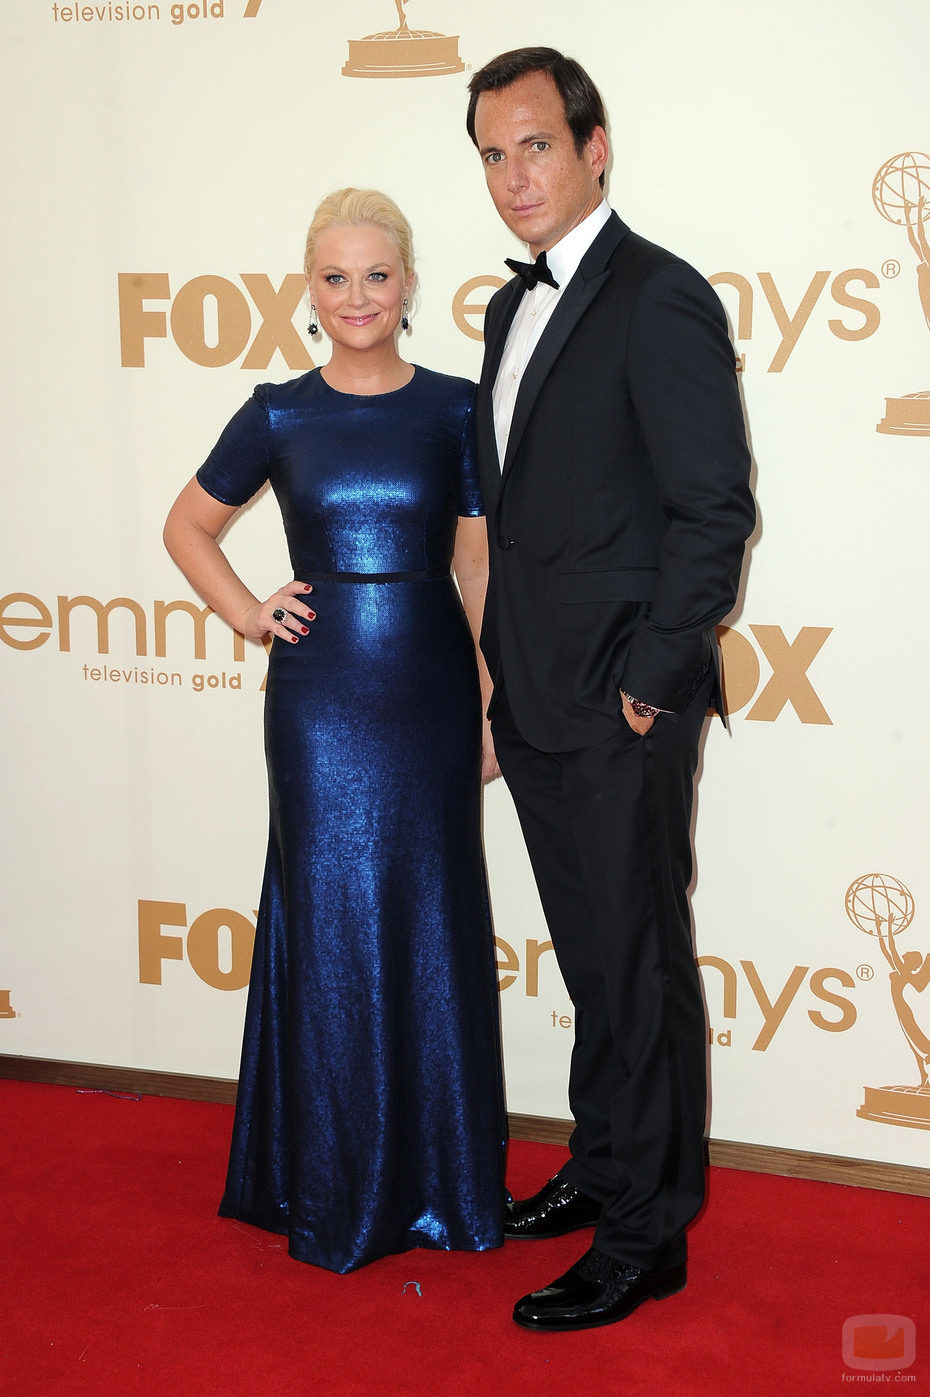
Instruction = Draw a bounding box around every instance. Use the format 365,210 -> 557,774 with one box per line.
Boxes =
196,367 -> 506,1273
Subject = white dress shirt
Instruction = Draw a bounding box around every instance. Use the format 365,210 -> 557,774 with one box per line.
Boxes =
492,200 -> 612,468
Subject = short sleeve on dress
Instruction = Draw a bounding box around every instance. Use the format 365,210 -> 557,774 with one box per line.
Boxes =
196,386 -> 271,507
457,387 -> 484,518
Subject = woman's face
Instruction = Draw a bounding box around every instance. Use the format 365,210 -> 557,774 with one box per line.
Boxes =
308,223 -> 412,352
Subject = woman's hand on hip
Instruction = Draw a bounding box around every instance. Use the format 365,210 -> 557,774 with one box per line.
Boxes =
242,581 -> 316,642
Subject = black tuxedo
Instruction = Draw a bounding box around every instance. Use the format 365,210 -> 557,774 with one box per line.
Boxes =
478,212 -> 753,747
478,212 -> 754,1268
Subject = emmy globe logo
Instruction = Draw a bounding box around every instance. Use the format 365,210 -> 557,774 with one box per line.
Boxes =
0,990 -> 16,1020
845,873 -> 930,1130
873,152 -> 930,436
343,0 -> 464,78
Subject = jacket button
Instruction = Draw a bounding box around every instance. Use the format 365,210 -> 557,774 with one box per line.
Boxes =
497,537 -> 515,550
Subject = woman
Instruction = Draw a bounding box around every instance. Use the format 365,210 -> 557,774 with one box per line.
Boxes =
164,188 -> 505,1273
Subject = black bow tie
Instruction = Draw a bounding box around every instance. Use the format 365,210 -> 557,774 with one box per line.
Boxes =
505,250 -> 560,291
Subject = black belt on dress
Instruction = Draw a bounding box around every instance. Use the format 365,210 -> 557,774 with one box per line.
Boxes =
303,568 -> 450,584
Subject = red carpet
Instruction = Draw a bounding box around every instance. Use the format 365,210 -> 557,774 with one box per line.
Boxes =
3,1079 -> 927,1394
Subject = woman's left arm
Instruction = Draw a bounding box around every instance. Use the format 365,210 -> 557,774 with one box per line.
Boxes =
452,515 -> 500,785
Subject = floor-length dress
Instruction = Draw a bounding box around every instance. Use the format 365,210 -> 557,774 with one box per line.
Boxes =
196,366 -> 506,1273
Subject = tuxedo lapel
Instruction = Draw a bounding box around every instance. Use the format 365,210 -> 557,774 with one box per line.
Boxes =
482,276 -> 523,384
501,214 -> 629,480
476,277 -> 523,508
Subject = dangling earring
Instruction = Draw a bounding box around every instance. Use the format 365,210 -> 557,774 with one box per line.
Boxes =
307,302 -> 319,336
401,298 -> 410,332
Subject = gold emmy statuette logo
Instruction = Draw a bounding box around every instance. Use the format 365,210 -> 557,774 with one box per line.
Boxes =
0,990 -> 16,1019
873,152 -> 930,436
343,0 -> 464,79
845,873 -> 930,1130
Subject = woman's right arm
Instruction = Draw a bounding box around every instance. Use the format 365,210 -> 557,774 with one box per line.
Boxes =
163,477 -> 315,643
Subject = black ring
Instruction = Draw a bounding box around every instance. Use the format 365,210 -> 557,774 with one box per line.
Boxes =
271,607 -> 288,624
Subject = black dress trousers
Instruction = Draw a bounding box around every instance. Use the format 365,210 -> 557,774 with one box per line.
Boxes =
491,676 -> 713,1271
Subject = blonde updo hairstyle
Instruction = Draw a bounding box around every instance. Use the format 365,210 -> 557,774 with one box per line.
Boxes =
304,187 -> 415,285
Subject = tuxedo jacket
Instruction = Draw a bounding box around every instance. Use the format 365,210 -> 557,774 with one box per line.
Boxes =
476,212 -> 755,753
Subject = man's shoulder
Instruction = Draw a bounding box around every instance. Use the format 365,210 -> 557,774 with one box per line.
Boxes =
601,227 -> 723,326
605,226 -> 700,286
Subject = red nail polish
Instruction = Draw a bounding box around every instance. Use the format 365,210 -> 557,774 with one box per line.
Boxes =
291,635 -> 298,643
304,584 -> 312,592
301,626 -> 309,634
307,611 -> 316,620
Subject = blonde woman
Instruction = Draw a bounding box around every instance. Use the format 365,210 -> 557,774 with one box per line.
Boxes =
164,189 -> 504,1274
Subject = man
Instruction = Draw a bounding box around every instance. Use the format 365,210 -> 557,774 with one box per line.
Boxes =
466,48 -> 755,1331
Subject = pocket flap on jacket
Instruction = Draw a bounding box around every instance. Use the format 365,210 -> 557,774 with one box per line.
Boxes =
557,567 -> 657,603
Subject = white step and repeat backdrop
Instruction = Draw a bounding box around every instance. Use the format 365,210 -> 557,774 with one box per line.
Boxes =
2,0 -> 929,1173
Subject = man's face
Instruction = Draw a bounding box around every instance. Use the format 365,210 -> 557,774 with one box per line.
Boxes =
473,70 -> 608,256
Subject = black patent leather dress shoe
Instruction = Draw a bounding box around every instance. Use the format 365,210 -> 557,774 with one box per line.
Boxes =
513,1245 -> 687,1331
504,1174 -> 601,1239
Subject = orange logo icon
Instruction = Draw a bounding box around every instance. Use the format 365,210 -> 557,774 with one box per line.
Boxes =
846,873 -> 930,1129
0,991 -> 16,1019
343,1 -> 464,78
873,152 -> 930,435
842,1314 -> 917,1372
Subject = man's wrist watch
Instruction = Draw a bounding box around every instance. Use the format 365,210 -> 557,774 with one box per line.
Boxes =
621,690 -> 661,719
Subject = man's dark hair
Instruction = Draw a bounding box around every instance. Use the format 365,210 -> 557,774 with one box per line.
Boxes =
466,47 -> 608,187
